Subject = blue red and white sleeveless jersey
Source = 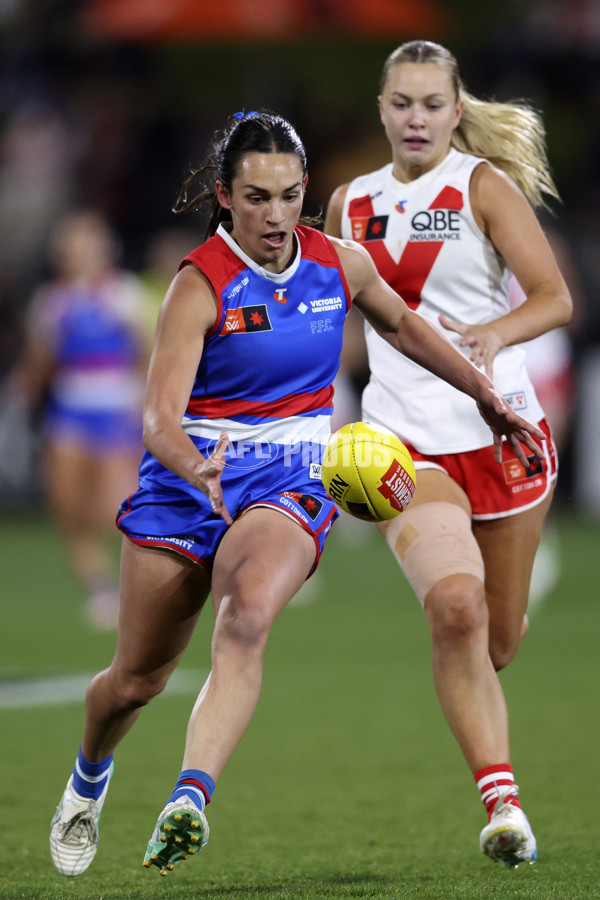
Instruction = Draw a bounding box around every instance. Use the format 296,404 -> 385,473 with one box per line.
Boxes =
137,223 -> 352,493
29,272 -> 147,416
340,149 -> 544,454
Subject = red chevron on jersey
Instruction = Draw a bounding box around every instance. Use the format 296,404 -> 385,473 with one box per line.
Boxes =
367,240 -> 443,309
393,242 -> 446,309
429,185 -> 463,210
351,185 -> 464,309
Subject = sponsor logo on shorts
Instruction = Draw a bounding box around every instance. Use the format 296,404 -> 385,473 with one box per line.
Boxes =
282,492 -> 323,521
502,454 -> 544,486
145,535 -> 195,551
279,495 -> 308,524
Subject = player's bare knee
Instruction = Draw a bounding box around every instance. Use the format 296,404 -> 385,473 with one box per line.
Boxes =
108,669 -> 168,708
214,595 -> 271,653
425,575 -> 488,644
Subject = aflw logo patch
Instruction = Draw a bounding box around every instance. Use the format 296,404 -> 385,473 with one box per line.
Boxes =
351,215 -> 388,242
283,492 -> 323,520
503,454 -> 544,485
220,305 -> 273,334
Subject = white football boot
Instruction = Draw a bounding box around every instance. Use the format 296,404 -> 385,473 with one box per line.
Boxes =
50,765 -> 113,876
480,787 -> 537,868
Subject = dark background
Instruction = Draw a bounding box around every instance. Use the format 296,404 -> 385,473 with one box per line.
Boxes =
1,0 -> 598,509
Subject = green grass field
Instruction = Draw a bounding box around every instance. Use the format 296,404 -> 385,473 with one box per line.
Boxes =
1,507 -> 599,900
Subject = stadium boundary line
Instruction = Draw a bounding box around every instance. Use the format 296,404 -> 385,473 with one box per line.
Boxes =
0,669 -> 206,710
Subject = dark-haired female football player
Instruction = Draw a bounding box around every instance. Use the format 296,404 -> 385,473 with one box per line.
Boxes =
50,109 -> 546,879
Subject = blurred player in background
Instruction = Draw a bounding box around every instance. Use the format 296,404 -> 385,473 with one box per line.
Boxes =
137,225 -> 199,328
325,40 -> 572,867
509,227 -> 584,604
7,209 -> 151,628
48,110 -> 545,881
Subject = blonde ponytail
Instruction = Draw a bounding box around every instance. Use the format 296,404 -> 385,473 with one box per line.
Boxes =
381,40 -> 560,210
453,93 -> 559,210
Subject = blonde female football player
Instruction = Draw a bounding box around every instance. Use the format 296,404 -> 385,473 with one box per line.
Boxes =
49,110 -> 545,880
324,40 -> 572,867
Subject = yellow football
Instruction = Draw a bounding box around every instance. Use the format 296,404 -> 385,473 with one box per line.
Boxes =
321,421 -> 416,522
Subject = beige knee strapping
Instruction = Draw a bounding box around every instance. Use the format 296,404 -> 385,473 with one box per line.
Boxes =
379,502 -> 485,606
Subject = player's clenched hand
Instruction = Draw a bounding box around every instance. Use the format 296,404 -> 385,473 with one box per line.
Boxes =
439,314 -> 504,379
194,431 -> 233,524
475,387 -> 545,466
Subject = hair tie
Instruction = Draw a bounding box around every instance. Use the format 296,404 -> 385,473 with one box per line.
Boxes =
233,110 -> 259,121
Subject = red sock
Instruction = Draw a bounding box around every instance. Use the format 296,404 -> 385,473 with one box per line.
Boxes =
474,764 -> 522,821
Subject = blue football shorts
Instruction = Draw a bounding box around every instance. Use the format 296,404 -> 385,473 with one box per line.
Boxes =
116,439 -> 339,575
44,405 -> 143,455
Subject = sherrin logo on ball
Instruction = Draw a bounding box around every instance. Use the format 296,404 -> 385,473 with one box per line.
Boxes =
321,421 -> 416,522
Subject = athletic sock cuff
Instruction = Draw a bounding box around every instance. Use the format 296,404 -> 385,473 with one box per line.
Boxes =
177,769 -> 216,805
76,746 -> 113,778
474,763 -> 513,790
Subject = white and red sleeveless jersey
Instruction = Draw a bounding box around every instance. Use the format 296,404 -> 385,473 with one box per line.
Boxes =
340,148 -> 544,454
